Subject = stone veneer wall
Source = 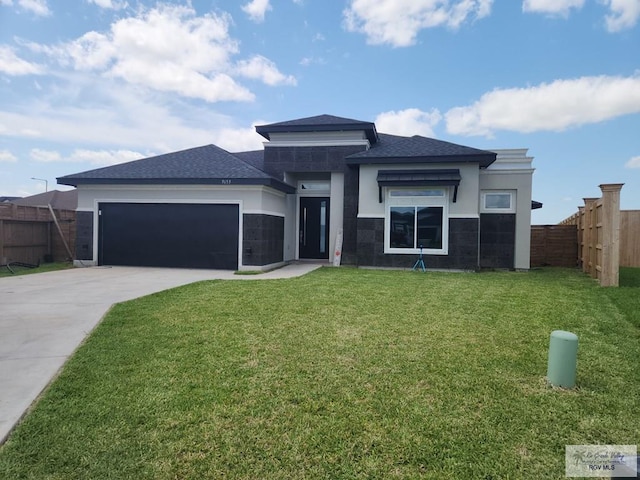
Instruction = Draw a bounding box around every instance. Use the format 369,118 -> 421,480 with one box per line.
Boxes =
479,214 -> 515,269
356,217 -> 480,270
242,214 -> 284,266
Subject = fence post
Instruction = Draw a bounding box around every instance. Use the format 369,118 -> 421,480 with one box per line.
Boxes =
599,183 -> 623,287
582,198 -> 598,277
576,206 -> 584,269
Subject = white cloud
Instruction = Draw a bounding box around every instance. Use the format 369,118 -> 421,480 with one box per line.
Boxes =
33,4 -> 294,102
603,0 -> 640,31
445,74 -> 640,136
522,0 -> 585,17
235,55 -> 297,86
343,0 -> 493,47
68,149 -> 145,165
29,146 -> 144,166
0,45 -> 43,75
213,125 -> 265,152
0,74 -> 264,155
30,148 -> 61,162
18,0 -> 50,16
299,56 -> 326,66
375,108 -> 442,137
242,0 -> 271,23
523,0 -> 640,30
0,149 -> 17,162
87,0 -> 126,9
625,155 -> 640,168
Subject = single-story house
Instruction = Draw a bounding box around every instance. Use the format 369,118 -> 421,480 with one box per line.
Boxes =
57,114 -> 535,271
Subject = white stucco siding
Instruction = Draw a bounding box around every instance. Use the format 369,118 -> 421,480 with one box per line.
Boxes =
283,194 -> 297,262
76,185 -> 287,215
329,172 -> 345,263
266,130 -> 369,147
480,151 -> 534,270
357,163 -> 480,218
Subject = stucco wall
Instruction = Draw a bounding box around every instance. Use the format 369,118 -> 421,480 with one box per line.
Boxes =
357,163 -> 480,219
76,185 -> 287,214
479,169 -> 533,270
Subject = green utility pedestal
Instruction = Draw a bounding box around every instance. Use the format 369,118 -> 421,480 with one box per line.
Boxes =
546,330 -> 578,388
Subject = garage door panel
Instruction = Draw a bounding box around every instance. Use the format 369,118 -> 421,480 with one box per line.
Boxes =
98,203 -> 239,269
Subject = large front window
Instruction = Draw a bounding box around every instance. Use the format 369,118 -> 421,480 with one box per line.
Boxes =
390,206 -> 443,249
385,189 -> 448,254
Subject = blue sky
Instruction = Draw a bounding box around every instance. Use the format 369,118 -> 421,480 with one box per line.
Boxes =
0,0 -> 638,224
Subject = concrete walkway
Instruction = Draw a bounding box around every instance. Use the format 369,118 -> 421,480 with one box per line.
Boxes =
0,263 -> 323,444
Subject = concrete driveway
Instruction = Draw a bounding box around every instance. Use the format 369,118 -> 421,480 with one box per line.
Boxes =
0,263 -> 321,444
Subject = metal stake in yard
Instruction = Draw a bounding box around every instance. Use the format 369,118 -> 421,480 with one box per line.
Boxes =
412,245 -> 426,272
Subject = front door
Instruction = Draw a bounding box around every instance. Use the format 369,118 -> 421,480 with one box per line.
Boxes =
299,197 -> 330,259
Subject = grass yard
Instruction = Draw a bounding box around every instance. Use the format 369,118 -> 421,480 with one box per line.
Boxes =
0,261 -> 73,278
0,267 -> 638,479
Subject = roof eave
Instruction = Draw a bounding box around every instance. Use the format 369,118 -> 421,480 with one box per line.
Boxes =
345,154 -> 496,168
57,177 -> 296,194
256,122 -> 378,144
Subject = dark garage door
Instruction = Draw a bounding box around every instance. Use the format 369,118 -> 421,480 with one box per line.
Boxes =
98,203 -> 239,269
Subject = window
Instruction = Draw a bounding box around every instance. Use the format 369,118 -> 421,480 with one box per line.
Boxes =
390,206 -> 443,249
481,191 -> 515,213
298,181 -> 330,194
385,188 -> 448,254
389,189 -> 445,198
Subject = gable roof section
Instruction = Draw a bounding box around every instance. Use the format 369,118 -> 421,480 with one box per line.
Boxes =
255,114 -> 378,144
346,135 -> 496,168
57,144 -> 294,193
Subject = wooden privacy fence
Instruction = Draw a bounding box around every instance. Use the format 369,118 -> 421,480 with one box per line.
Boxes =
530,225 -> 578,268
620,210 -> 640,268
559,183 -> 624,287
0,203 -> 76,266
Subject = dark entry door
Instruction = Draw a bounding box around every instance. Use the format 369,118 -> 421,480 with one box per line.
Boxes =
299,197 -> 330,259
98,203 -> 239,269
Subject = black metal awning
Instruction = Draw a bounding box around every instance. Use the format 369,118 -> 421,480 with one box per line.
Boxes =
376,169 -> 461,202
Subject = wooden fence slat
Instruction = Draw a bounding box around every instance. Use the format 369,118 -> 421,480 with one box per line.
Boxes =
620,210 -> 640,267
0,204 -> 76,265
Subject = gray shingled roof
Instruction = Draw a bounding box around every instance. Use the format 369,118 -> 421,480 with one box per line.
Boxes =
12,190 -> 77,210
57,144 -> 294,193
232,150 -> 264,171
346,135 -> 496,168
255,114 -> 378,144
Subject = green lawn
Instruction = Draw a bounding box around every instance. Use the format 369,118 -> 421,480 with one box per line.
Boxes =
0,267 -> 638,479
0,261 -> 73,277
